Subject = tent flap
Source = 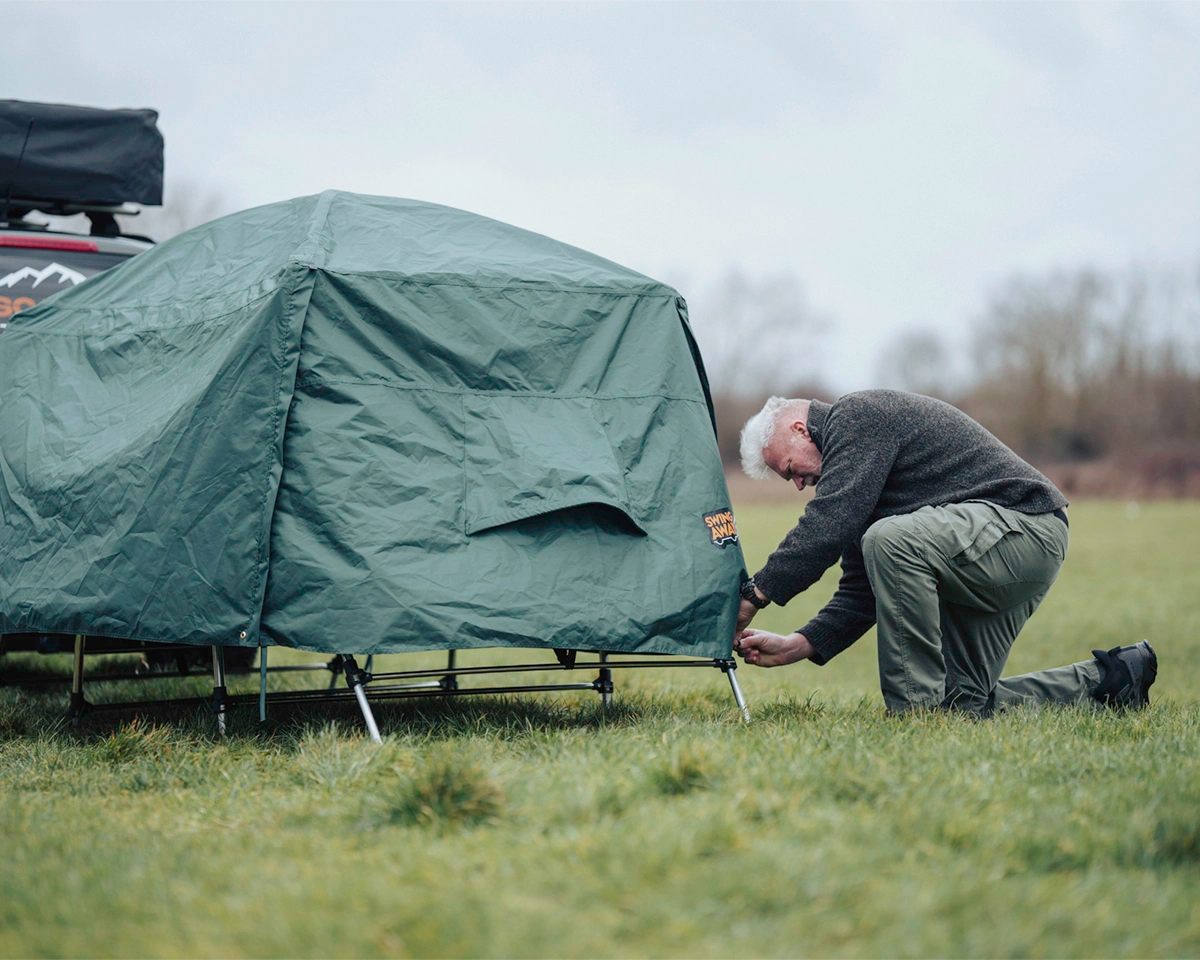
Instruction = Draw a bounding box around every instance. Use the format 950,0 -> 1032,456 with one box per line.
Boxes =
462,395 -> 645,536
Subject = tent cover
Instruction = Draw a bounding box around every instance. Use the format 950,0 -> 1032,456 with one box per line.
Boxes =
0,191 -> 744,658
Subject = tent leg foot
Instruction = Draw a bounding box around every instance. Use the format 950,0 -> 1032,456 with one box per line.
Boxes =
440,649 -> 458,692
258,646 -> 268,723
69,634 -> 89,728
344,655 -> 382,744
211,645 -> 228,737
597,651 -> 613,708
720,659 -> 750,722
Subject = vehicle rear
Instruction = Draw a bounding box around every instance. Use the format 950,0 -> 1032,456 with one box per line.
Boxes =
1,229 -> 151,332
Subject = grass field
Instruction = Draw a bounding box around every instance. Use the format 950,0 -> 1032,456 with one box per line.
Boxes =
1,500 -> 1198,958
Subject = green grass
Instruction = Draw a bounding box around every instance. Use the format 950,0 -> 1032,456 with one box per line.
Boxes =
1,500 -> 1198,958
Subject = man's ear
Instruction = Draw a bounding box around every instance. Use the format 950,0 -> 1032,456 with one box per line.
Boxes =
791,419 -> 811,439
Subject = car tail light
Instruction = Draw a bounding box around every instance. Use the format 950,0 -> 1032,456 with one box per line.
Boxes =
0,235 -> 100,252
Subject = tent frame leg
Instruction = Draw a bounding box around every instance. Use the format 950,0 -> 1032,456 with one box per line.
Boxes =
597,651 -> 613,708
344,655 -> 382,744
327,653 -> 345,690
69,634 -> 88,728
258,646 -> 268,723
210,644 -> 228,737
720,659 -> 750,722
440,650 -> 458,691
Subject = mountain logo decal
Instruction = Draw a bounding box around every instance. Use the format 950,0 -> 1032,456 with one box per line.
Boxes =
0,262 -> 87,289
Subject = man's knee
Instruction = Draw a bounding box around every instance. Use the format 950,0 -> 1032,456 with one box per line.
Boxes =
861,513 -> 922,569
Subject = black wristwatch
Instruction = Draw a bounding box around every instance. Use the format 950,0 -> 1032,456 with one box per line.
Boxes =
740,577 -> 770,609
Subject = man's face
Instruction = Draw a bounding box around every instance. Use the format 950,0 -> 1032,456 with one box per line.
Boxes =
763,419 -> 823,492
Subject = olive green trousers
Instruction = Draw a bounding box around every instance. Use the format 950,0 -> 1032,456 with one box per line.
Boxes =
860,501 -> 1100,715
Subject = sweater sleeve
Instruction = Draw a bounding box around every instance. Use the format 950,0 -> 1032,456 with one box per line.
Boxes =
753,396 -> 900,605
798,539 -> 876,665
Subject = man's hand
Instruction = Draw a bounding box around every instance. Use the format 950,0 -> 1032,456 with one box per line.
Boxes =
735,582 -> 771,636
733,629 -> 814,667
735,598 -> 759,635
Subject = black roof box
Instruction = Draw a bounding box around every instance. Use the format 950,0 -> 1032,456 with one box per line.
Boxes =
1,100 -> 163,208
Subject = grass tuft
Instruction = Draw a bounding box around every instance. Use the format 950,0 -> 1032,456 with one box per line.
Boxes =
0,704 -> 33,740
95,718 -> 174,764
292,722 -> 381,788
651,744 -> 718,795
1149,813 -> 1200,867
387,756 -> 504,830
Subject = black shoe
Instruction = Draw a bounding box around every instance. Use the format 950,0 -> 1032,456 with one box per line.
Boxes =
1091,640 -> 1157,709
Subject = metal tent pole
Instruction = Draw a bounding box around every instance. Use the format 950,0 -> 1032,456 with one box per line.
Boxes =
69,634 -> 87,727
258,646 -> 268,723
441,649 -> 458,691
211,645 -> 228,737
597,651 -> 613,708
721,660 -> 751,722
343,655 -> 382,744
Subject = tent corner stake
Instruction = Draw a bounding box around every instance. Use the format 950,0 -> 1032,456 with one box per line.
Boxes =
718,658 -> 750,722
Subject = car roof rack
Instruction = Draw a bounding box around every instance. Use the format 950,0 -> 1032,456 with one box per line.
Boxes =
1,199 -> 145,238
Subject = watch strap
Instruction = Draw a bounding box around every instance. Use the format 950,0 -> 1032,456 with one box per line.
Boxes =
740,577 -> 770,609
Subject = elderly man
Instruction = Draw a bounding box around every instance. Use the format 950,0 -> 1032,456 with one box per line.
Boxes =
733,390 -> 1157,715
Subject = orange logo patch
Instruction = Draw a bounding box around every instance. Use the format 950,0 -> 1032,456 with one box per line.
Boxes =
703,508 -> 739,548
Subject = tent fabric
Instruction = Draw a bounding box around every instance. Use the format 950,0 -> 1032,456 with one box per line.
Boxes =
0,191 -> 744,659
0,100 -> 164,207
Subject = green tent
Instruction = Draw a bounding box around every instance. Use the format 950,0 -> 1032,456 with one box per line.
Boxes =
0,191 -> 744,666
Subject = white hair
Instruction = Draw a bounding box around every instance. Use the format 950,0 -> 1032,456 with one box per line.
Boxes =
739,397 -> 805,480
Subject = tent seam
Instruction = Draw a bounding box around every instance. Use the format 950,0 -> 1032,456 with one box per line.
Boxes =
244,262 -> 313,642
292,378 -> 707,404
297,265 -> 674,296
0,622 -> 257,646
6,289 -> 281,332
293,190 -> 337,269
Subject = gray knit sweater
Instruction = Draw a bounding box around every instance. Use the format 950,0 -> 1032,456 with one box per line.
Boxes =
752,390 -> 1067,665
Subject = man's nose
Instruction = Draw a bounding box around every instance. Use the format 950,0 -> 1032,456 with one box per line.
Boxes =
793,477 -> 805,491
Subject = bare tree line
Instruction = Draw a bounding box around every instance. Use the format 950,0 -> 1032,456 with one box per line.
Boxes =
698,263 -> 1200,496
960,267 -> 1200,495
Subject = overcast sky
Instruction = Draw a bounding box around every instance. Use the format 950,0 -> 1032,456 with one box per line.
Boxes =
5,1 -> 1199,392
